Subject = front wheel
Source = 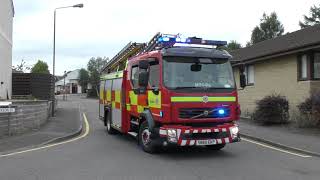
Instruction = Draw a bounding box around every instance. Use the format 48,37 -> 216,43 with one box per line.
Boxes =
139,121 -> 157,153
206,144 -> 225,150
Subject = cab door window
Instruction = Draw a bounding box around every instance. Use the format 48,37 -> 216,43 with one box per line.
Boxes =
149,62 -> 160,88
131,66 -> 139,89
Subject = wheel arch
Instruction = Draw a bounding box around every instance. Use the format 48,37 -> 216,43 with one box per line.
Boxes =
139,109 -> 155,133
104,105 -> 112,126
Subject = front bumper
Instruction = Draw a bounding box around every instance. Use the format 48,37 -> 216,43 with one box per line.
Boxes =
158,124 -> 240,146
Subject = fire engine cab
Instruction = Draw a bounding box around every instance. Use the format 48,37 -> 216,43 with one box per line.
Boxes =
99,33 -> 241,153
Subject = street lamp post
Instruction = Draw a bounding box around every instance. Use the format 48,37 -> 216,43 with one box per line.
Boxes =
63,70 -> 66,101
52,3 -> 83,116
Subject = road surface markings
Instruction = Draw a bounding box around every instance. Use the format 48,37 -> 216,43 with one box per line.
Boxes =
242,137 -> 312,158
0,113 -> 90,158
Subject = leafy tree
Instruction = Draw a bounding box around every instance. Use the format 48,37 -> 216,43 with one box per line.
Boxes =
250,12 -> 284,44
78,68 -> 89,93
299,4 -> 320,28
226,40 -> 242,51
31,60 -> 50,74
219,40 -> 242,51
87,57 -> 108,96
12,59 -> 30,73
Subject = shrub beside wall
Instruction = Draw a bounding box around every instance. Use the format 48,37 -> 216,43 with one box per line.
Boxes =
252,94 -> 289,125
297,92 -> 320,127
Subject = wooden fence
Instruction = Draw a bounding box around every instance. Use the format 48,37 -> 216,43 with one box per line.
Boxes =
12,73 -> 54,100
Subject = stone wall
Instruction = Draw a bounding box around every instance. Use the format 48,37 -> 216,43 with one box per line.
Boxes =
0,100 -> 54,137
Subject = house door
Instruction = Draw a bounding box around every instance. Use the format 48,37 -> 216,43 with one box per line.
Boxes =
72,84 -> 78,94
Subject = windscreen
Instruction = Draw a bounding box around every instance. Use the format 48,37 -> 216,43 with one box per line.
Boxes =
163,56 -> 235,90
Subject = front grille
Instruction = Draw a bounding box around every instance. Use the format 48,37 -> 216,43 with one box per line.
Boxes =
183,132 -> 229,140
179,108 -> 230,119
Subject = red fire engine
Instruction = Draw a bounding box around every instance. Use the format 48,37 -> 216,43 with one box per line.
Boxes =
99,33 -> 242,153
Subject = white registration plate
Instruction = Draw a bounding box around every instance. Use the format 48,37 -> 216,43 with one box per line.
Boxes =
196,139 -> 216,145
0,108 -> 15,113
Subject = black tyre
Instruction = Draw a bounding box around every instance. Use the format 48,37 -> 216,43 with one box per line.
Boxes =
139,121 -> 157,153
206,144 -> 225,150
105,111 -> 117,135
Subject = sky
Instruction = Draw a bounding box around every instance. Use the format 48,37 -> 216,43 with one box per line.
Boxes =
12,0 -> 319,75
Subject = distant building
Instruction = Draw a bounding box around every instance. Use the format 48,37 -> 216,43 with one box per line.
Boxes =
231,25 -> 320,117
0,0 -> 14,99
55,69 -> 83,94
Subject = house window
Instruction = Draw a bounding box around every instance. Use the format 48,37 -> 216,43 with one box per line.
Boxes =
313,53 -> 320,79
245,65 -> 254,85
299,54 -> 308,80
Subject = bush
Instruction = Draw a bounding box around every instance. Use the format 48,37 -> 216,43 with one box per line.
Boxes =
252,94 -> 289,125
87,89 -> 98,98
297,92 -> 320,127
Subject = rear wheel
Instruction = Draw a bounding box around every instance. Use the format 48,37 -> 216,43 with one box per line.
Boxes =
206,144 -> 225,150
139,121 -> 157,153
106,111 -> 117,135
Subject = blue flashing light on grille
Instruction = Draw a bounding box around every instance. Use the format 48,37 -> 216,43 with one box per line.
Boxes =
218,109 -> 225,115
214,107 -> 230,118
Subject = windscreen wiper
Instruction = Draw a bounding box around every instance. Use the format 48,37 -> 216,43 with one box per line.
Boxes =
172,87 -> 197,89
206,87 -> 234,89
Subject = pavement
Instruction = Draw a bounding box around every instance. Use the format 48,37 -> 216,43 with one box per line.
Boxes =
0,96 -> 320,180
0,97 -> 82,154
239,119 -> 320,157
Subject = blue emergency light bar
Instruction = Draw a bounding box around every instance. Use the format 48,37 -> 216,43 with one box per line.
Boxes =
157,35 -> 227,47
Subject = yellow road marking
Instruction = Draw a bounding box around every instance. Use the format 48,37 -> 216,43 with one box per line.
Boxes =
242,137 -> 312,158
0,113 -> 90,158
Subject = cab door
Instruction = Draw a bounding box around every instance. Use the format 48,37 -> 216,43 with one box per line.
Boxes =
147,60 -> 162,118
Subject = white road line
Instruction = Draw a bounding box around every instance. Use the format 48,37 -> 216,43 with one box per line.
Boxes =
242,137 -> 312,158
0,113 -> 90,158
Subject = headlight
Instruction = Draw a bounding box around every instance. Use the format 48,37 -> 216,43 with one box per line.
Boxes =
230,126 -> 239,135
230,126 -> 239,139
167,129 -> 177,143
167,129 -> 177,138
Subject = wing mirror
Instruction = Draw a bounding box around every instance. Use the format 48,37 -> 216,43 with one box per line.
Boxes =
138,71 -> 149,87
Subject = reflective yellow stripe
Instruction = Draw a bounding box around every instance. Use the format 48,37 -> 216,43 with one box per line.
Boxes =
106,90 -> 112,101
100,71 -> 123,80
129,91 -> 138,105
148,90 -> 161,109
137,105 -> 144,113
171,96 -> 236,102
112,101 -> 116,108
115,90 -> 121,103
126,104 -> 131,111
99,90 -> 104,100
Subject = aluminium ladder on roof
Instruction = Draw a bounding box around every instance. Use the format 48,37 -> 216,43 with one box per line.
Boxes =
101,42 -> 145,73
140,32 -> 181,53
101,32 -> 178,73
140,32 -> 162,53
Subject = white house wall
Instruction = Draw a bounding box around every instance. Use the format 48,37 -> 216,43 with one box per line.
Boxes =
77,85 -> 82,93
0,0 -> 13,99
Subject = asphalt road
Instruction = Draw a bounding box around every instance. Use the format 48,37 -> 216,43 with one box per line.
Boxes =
0,96 -> 319,180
